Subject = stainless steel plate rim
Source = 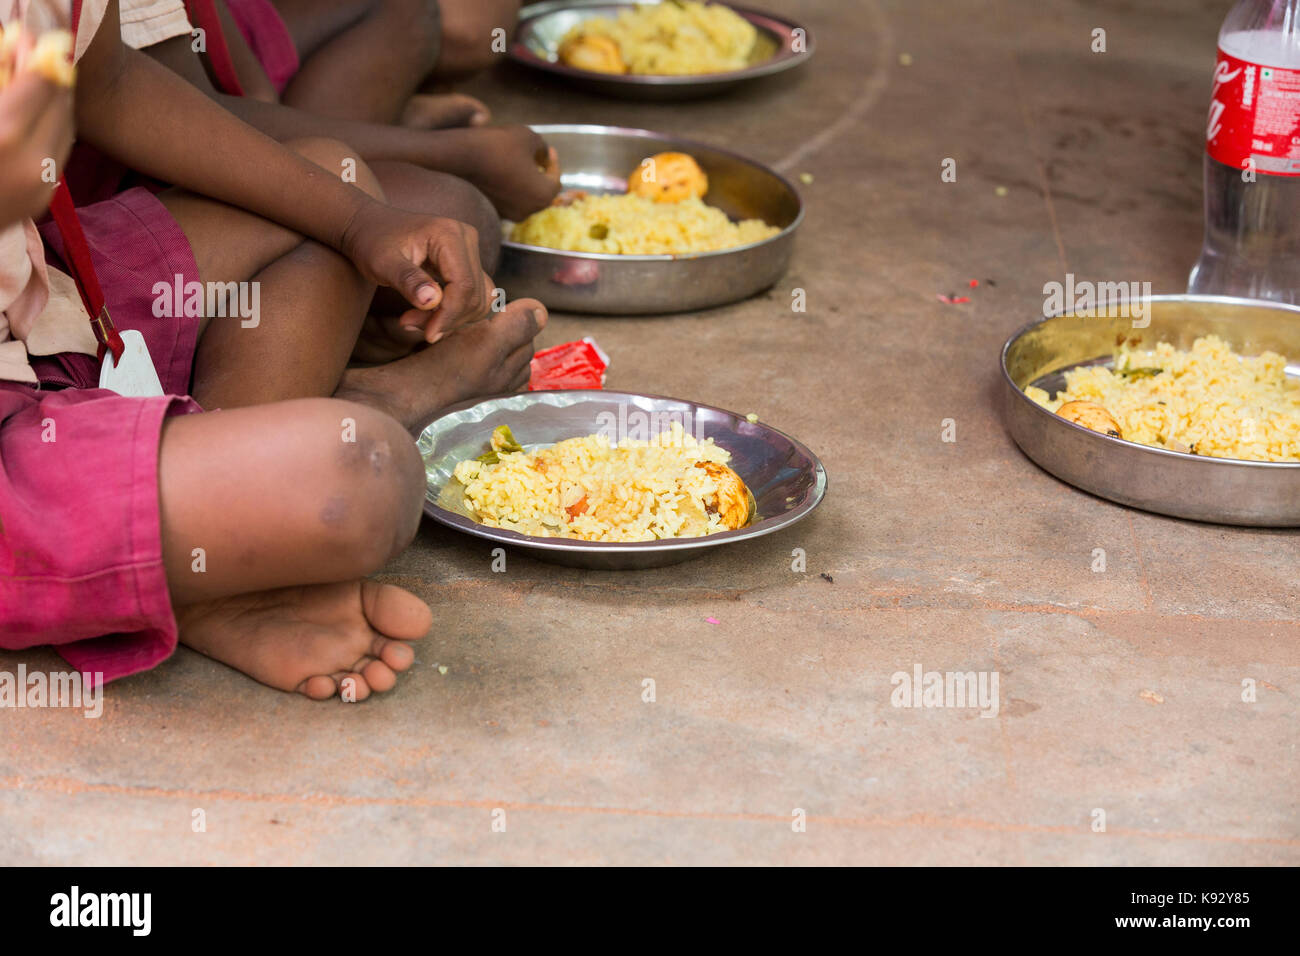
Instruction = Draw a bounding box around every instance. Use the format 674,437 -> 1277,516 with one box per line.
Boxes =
419,389 -> 828,554
504,122 -> 805,263
497,124 -> 802,313
509,0 -> 815,88
1000,293 -> 1300,473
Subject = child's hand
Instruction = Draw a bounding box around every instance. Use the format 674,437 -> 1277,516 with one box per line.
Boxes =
449,126 -> 562,221
340,199 -> 493,342
0,69 -> 74,225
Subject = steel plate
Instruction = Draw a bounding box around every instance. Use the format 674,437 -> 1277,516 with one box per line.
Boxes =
499,124 -> 802,314
509,0 -> 814,100
418,389 -> 828,568
1000,295 -> 1300,526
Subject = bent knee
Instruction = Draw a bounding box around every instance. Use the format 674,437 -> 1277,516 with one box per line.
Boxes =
375,163 -> 501,273
299,399 -> 425,570
285,136 -> 386,203
382,0 -> 442,69
439,0 -> 520,74
444,176 -> 501,273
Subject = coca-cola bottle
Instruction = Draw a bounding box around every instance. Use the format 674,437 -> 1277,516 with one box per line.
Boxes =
1189,0 -> 1300,303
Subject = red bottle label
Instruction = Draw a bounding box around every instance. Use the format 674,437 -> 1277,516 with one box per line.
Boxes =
1207,48 -> 1300,176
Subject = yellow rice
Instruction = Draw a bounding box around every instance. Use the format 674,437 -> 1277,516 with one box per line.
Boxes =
510,193 -> 778,255
565,1 -> 760,75
451,423 -> 737,541
1025,335 -> 1300,462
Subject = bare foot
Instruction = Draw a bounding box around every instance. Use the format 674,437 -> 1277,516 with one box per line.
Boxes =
338,298 -> 547,430
177,580 -> 431,701
400,93 -> 490,129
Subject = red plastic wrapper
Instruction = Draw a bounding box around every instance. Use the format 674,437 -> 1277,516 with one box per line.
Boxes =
529,337 -> 609,390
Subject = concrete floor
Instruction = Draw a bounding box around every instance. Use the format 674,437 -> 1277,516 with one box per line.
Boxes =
3,0 -> 1298,865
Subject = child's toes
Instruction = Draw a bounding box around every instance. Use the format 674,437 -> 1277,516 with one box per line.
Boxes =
296,674 -> 338,701
502,298 -> 548,334
361,581 -> 432,640
400,93 -> 491,129
376,637 -> 416,673
333,670 -> 373,702
361,658 -> 398,693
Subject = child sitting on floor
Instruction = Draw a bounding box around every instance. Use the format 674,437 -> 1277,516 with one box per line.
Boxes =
210,0 -> 489,127
67,0 -> 557,401
0,0 -> 543,698
188,1 -> 524,120
144,0 -> 560,222
59,0 -> 549,425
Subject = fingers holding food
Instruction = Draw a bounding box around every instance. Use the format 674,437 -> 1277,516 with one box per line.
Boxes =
0,25 -> 75,89
0,25 -> 76,223
27,30 -> 74,87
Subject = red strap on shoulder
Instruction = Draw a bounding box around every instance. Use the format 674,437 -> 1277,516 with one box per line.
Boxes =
185,0 -> 247,96
49,183 -> 124,364
49,0 -> 125,365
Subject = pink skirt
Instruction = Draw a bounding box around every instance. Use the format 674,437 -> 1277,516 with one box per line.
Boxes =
0,187 -> 203,685
36,187 -> 200,396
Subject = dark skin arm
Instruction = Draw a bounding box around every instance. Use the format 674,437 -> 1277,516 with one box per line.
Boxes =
145,33 -> 559,220
74,0 -> 488,338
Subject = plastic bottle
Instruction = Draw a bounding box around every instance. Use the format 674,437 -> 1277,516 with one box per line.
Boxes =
1189,0 -> 1300,303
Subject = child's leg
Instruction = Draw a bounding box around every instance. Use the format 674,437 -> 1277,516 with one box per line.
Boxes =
430,0 -> 522,82
164,139 -> 542,421
397,90 -> 490,131
161,136 -> 543,423
346,159 -> 548,425
164,190 -> 374,408
160,398 -> 421,602
1,388 -> 429,700
294,157 -> 547,428
157,136 -> 382,408
160,396 -> 432,699
370,158 -> 501,288
339,300 -> 546,431
208,0 -> 489,128
269,0 -> 442,123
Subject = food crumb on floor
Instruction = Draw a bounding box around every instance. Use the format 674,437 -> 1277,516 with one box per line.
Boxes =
1139,689 -> 1165,704
798,172 -> 814,184
438,665 -> 449,675
899,52 -> 914,66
